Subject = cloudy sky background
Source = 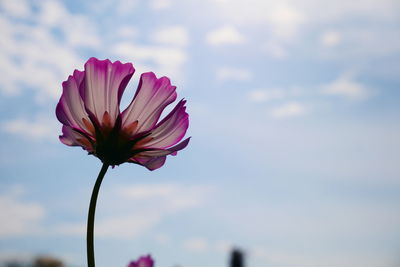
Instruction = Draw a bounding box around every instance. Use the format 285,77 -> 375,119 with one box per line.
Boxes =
1,0 -> 400,266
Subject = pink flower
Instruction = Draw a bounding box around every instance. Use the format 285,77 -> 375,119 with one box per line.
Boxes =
56,58 -> 190,170
127,255 -> 154,267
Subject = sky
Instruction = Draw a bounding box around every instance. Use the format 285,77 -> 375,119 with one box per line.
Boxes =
0,0 -> 400,266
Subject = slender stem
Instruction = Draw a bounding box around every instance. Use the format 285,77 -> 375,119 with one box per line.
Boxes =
87,163 -> 109,267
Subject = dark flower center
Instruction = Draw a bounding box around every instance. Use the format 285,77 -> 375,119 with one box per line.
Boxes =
92,116 -> 152,166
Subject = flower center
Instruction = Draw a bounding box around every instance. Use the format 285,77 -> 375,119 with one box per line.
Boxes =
93,121 -> 151,166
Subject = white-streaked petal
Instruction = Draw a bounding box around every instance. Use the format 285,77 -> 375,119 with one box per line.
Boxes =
145,99 -> 189,148
82,57 -> 134,126
121,72 -> 177,134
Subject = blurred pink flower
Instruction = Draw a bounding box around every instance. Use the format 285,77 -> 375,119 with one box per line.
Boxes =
127,255 -> 154,267
56,57 -> 190,170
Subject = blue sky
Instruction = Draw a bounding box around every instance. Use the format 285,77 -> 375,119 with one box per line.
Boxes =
1,0 -> 400,266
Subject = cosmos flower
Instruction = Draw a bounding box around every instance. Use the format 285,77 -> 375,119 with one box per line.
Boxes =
127,255 -> 154,267
56,57 -> 190,170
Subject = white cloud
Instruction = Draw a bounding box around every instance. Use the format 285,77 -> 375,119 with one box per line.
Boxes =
115,26 -> 138,39
0,0 -> 31,18
206,26 -> 245,46
320,30 -> 341,47
152,25 -> 189,47
210,1 -> 305,42
183,238 -> 233,254
184,238 -> 209,253
116,184 -> 211,212
56,212 -> 160,239
152,233 -> 170,244
37,0 -> 100,48
57,183 -> 213,239
263,41 -> 288,59
0,187 -> 45,237
213,240 -> 232,253
95,213 -> 161,239
302,0 -> 400,22
251,245 -> 395,267
320,27 -> 400,60
212,0 -> 398,28
1,116 -> 59,142
321,74 -> 372,100
216,67 -> 252,81
150,0 -> 173,9
264,3 -> 305,41
210,0 -> 399,59
55,223 -> 86,236
0,0 -> 98,102
270,102 -> 308,119
37,0 -> 66,25
118,184 -> 180,199
248,89 -> 286,102
115,0 -> 139,15
113,42 -> 187,81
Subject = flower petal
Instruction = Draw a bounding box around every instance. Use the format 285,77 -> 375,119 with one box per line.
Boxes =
59,125 -> 94,153
130,137 -> 190,170
167,136 -> 191,156
139,137 -> 191,157
56,70 -> 95,135
121,72 -> 177,134
81,58 -> 135,126
127,255 -> 154,267
140,156 -> 167,171
144,99 -> 189,149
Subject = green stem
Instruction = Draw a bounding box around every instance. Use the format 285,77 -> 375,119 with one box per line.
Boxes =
87,163 -> 109,267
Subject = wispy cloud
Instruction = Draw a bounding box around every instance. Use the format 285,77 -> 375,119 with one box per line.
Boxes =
251,245 -> 395,267
115,183 -> 211,211
150,0 -> 172,9
1,116 -> 59,142
183,238 -> 233,254
0,187 -> 45,237
320,30 -> 341,48
248,88 -> 287,102
114,0 -> 139,15
321,74 -> 373,100
113,42 -> 187,81
115,26 -> 138,40
263,41 -> 288,59
317,27 -> 400,61
269,102 -> 309,119
0,0 -> 97,101
216,67 -> 252,82
210,0 -> 400,61
37,0 -> 100,48
263,3 -> 305,41
152,25 -> 189,47
206,26 -> 245,46
104,217 -> 166,240
211,1 -> 305,42
183,238 -> 209,253
0,0 -> 31,18
56,183 -> 213,239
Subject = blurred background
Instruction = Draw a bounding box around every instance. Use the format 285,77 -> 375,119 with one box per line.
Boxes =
1,0 -> 400,266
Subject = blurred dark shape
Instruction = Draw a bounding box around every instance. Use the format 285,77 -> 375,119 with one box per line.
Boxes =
33,256 -> 63,267
4,261 -> 29,267
2,256 -> 64,267
230,248 -> 245,267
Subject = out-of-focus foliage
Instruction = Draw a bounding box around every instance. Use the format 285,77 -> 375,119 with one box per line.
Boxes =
3,256 -> 63,267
